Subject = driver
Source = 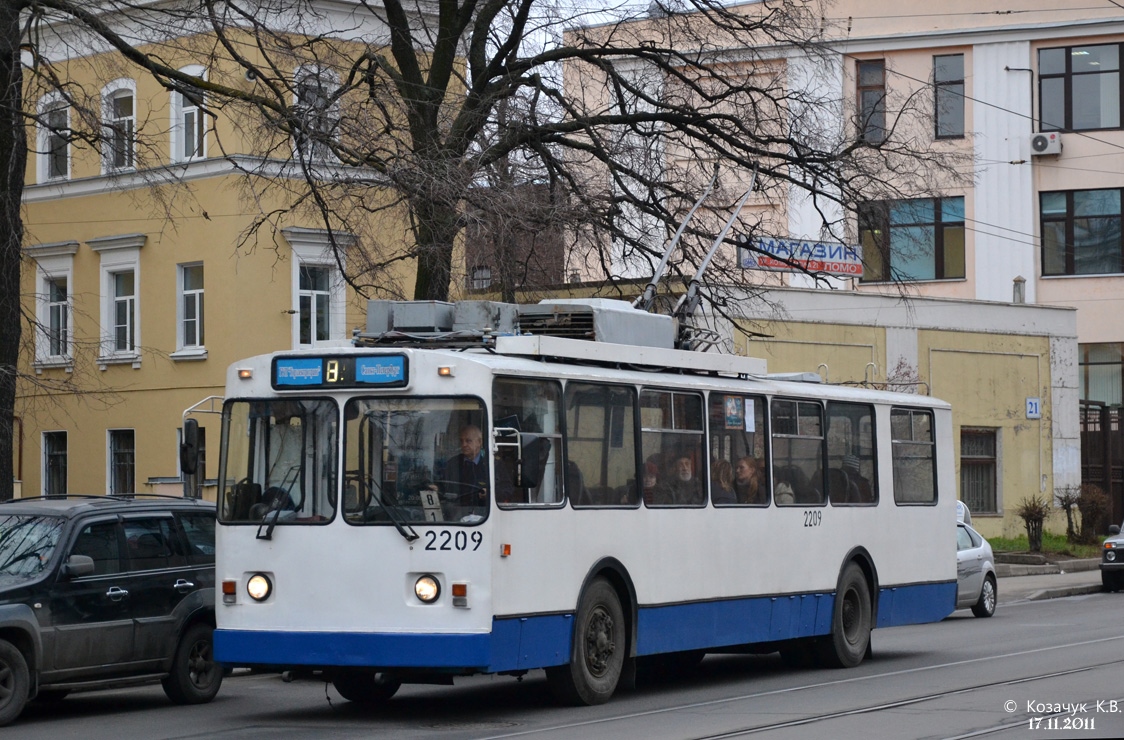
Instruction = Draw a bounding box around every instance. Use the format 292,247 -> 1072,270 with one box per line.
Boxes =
439,425 -> 489,506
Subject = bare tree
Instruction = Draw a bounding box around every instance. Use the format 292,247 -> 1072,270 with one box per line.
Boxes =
1,0 -> 966,498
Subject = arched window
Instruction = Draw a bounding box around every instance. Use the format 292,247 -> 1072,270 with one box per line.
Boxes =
293,67 -> 339,162
171,65 -> 207,162
102,79 -> 137,172
37,93 -> 70,182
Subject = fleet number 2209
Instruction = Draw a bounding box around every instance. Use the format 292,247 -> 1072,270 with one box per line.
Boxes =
424,530 -> 484,551
804,510 -> 822,527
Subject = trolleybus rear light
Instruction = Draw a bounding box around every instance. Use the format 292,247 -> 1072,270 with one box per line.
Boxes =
222,580 -> 237,604
415,575 -> 440,603
500,544 -> 511,557
247,573 -> 272,602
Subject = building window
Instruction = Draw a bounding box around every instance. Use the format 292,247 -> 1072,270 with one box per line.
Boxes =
960,429 -> 998,514
179,264 -> 204,349
109,430 -> 135,495
294,69 -> 337,161
857,60 -> 886,144
28,240 -> 78,367
105,87 -> 135,170
113,271 -> 136,352
89,233 -> 145,365
299,265 -> 331,345
859,197 -> 965,282
934,54 -> 965,139
1079,343 -> 1123,405
1041,189 -> 1122,276
46,105 -> 69,180
46,278 -> 69,358
171,65 -> 207,162
43,431 -> 67,496
1040,44 -> 1121,132
470,266 -> 493,290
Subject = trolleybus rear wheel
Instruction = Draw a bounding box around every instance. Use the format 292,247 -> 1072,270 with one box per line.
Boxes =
547,577 -> 625,705
332,670 -> 401,705
818,563 -> 871,668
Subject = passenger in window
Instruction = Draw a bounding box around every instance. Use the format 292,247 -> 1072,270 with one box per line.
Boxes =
654,455 -> 702,505
437,425 -> 489,507
734,456 -> 765,504
774,467 -> 798,505
710,458 -> 736,505
843,455 -> 873,503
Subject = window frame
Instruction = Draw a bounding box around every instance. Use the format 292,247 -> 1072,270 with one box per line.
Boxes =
493,376 -> 567,509
890,407 -> 937,506
857,59 -> 887,144
102,79 -> 137,173
170,65 -> 207,163
174,262 -> 206,358
43,431 -> 68,497
108,428 -> 136,495
292,66 -> 339,163
1078,342 -> 1124,405
769,398 -> 827,507
27,240 -> 78,368
825,401 -> 879,506
960,427 -> 999,515
859,196 -> 966,283
283,227 -> 350,349
1040,188 -> 1123,277
89,233 -> 145,367
1039,43 -> 1123,133
37,95 -> 71,182
639,387 -> 706,508
564,381 -> 640,509
933,53 -> 965,139
706,392 -> 770,507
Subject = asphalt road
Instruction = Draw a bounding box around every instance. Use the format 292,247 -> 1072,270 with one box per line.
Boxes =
8,592 -> 1124,739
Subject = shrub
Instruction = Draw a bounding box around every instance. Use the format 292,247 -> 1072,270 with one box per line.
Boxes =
1055,485 -> 1081,543
1015,494 -> 1052,552
1077,484 -> 1111,544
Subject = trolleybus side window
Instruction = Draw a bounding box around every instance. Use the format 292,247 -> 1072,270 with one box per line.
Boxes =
219,399 -> 338,525
825,401 -> 878,505
770,399 -> 826,506
565,382 -> 639,508
640,389 -> 705,507
891,407 -> 937,504
342,397 -> 488,525
492,377 -> 564,508
707,393 -> 769,506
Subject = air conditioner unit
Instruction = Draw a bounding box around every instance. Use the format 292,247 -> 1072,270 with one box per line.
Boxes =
1030,132 -> 1062,156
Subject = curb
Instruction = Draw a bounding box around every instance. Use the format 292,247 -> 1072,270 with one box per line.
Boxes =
995,558 -> 1100,578
1023,583 -> 1104,602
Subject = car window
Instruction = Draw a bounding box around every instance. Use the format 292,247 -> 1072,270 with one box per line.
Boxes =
178,512 -> 215,565
71,521 -> 122,575
956,525 -> 974,551
123,517 -> 188,571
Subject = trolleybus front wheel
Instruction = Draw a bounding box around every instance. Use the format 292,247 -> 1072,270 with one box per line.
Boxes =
331,670 -> 401,705
818,563 -> 871,668
547,577 -> 625,705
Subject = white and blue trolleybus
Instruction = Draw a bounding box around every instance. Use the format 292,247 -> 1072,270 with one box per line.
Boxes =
202,298 -> 956,705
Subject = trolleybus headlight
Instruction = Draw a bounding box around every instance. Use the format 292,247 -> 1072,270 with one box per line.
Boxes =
1108,551 -> 1117,563
247,573 -> 273,601
415,575 -> 441,603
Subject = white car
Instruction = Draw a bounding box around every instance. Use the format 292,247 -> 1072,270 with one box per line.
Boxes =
956,503 -> 997,618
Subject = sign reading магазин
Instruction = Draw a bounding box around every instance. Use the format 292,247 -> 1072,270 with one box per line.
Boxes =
738,236 -> 863,277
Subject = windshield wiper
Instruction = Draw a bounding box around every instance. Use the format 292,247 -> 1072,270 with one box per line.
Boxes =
363,479 -> 419,542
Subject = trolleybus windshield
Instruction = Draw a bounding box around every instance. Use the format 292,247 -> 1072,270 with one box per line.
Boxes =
343,397 -> 488,526
219,399 -> 338,525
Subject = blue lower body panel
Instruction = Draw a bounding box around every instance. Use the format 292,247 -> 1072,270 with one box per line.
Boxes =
215,581 -> 955,673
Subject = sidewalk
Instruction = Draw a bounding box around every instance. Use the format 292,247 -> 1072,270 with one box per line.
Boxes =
996,558 -> 1105,605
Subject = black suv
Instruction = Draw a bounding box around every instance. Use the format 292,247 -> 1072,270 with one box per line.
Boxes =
0,495 -> 221,726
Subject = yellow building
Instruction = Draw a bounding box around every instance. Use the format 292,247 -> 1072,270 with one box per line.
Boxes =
16,44 -> 402,500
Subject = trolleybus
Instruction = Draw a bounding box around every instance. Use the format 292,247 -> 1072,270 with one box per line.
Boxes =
199,298 -> 956,705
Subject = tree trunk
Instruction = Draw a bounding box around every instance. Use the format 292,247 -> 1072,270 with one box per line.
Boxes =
0,2 -> 26,501
411,198 -> 459,302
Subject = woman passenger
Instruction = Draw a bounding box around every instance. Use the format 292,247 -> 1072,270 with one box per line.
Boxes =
734,456 -> 765,504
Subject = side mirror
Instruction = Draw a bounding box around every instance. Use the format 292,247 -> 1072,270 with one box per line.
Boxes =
180,418 -> 199,475
62,554 -> 95,578
1110,524 -> 1121,536
518,436 -> 550,489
